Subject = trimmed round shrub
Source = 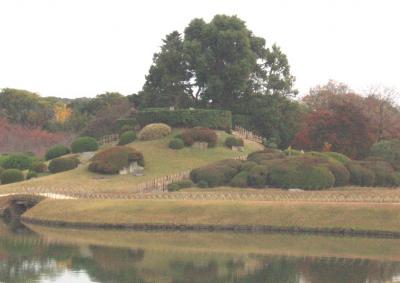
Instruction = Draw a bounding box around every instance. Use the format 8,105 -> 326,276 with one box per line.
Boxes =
30,161 -> 48,173
138,123 -> 171,141
392,172 -> 400,186
247,150 -> 285,164
268,161 -> 335,190
225,136 -> 244,148
358,160 -> 397,187
1,169 -> 24,184
45,145 -> 70,161
119,124 -> 134,135
169,138 -> 185,150
190,166 -> 225,187
49,157 -> 80,173
323,162 -> 350,187
118,131 -> 137,145
71,137 -> 99,153
198,180 -> 209,188
167,182 -> 181,192
240,161 -> 258,172
248,165 -> 269,188
180,127 -> 218,147
213,159 -> 242,170
167,179 -> 193,191
2,154 -> 33,170
230,171 -> 249,187
26,171 -> 38,180
89,146 -> 144,174
345,162 -> 376,187
369,139 -> 400,170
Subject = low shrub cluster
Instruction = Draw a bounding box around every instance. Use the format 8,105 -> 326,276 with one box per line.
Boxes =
45,145 -> 70,160
71,137 -> 99,153
179,128 -> 218,147
88,146 -> 144,174
167,179 -> 193,191
169,138 -> 185,150
119,124 -> 134,135
2,154 -> 33,170
190,149 -> 400,190
118,131 -> 137,145
26,171 -> 38,180
1,169 -> 24,184
225,136 -> 244,148
30,161 -> 48,173
138,123 -> 171,141
135,108 -> 232,130
369,139 -> 400,170
190,159 -> 241,188
48,157 -> 80,173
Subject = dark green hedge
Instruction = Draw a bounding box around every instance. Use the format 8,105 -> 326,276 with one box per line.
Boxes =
0,169 -> 24,184
135,109 -> 232,130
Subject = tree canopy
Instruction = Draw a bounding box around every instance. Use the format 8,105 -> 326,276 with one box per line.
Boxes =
137,15 -> 296,110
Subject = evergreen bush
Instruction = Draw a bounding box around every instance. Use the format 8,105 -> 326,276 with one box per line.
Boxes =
89,146 -> 144,174
48,157 -> 80,173
1,169 -> 24,184
45,145 -> 70,160
2,154 -> 33,170
118,131 -> 137,145
169,138 -> 185,150
225,136 -> 244,148
345,162 -> 376,187
180,128 -> 218,147
30,161 -> 48,173
369,139 -> 400,170
138,123 -> 171,141
71,137 -> 99,153
230,171 -> 249,187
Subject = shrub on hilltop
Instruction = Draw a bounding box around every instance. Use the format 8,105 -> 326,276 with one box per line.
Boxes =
118,131 -> 137,145
2,154 -> 33,170
138,123 -> 171,141
179,128 -> 218,147
45,145 -> 70,160
89,146 -> 144,174
71,137 -> 99,153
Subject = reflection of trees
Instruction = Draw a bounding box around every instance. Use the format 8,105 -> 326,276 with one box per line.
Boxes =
233,257 -> 299,283
70,246 -> 146,283
170,260 -> 220,283
0,239 -> 77,283
300,258 -> 400,283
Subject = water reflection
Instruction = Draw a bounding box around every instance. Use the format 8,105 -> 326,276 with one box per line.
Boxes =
0,219 -> 399,283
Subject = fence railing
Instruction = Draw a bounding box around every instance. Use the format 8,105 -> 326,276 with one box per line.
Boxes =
98,134 -> 119,146
233,126 -> 265,145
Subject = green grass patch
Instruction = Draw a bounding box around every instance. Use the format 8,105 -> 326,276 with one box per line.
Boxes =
24,199 -> 400,232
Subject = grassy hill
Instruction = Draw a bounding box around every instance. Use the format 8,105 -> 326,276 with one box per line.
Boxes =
0,130 -> 262,194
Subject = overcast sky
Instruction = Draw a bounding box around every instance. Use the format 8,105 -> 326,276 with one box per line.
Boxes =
0,0 -> 399,98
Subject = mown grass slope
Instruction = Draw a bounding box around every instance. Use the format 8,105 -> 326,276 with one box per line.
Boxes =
0,130 -> 262,194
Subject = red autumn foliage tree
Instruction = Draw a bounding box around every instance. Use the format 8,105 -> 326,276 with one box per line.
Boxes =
292,101 -> 374,159
303,81 -> 400,143
0,118 -> 71,157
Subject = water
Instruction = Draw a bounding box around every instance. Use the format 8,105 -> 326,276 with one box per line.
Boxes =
1,219 -> 400,283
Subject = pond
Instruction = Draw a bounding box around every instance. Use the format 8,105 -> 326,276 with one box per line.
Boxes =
1,219 -> 400,283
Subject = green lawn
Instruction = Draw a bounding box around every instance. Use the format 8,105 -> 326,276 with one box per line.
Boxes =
23,198 -> 400,232
0,130 -> 262,194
